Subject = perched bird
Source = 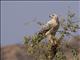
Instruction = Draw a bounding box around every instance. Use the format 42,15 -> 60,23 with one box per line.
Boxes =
38,14 -> 59,36
38,14 -> 59,44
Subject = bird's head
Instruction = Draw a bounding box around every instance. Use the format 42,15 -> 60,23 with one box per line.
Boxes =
49,14 -> 58,20
49,14 -> 59,24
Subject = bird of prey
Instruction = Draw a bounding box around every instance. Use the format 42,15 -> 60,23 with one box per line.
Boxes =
38,14 -> 59,44
38,14 -> 59,36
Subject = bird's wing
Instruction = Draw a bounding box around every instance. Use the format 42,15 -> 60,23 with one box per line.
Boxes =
38,21 -> 52,35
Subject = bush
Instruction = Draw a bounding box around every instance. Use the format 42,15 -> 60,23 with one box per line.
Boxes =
24,10 -> 80,60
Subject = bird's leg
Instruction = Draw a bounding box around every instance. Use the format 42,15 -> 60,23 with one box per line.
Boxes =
47,34 -> 57,45
45,28 -> 56,44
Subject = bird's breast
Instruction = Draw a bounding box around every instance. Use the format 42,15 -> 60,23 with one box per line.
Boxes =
50,20 -> 58,27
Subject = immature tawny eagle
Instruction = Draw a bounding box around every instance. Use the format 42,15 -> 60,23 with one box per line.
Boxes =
38,14 -> 59,36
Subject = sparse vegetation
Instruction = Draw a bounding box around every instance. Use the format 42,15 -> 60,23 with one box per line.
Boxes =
24,10 -> 80,60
